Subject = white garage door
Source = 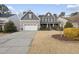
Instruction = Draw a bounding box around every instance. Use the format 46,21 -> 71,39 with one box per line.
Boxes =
23,25 -> 38,30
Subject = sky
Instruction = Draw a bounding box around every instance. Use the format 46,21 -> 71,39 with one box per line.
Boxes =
6,4 -> 79,15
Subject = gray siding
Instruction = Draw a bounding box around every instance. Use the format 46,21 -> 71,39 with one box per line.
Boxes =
20,10 -> 40,30
39,12 -> 57,24
21,10 -> 39,20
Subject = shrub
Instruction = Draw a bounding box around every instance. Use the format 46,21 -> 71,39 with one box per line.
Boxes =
4,21 -> 17,33
53,25 -> 57,30
59,27 -> 63,31
64,28 -> 79,40
53,24 -> 60,30
64,22 -> 73,28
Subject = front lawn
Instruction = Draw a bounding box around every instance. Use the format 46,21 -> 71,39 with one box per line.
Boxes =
29,30 -> 79,54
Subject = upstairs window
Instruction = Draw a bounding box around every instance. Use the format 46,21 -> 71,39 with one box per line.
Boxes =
47,18 -> 48,22
49,18 -> 51,22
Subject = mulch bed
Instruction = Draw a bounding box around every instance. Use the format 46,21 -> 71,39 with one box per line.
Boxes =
52,34 -> 79,41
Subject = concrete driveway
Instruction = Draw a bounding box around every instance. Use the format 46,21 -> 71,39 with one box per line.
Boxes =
0,31 -> 36,54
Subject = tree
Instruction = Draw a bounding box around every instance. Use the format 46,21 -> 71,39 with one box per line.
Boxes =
59,12 -> 65,17
53,14 -> 58,19
23,11 -> 26,15
4,21 -> 17,33
0,4 -> 11,14
64,22 -> 73,28
53,14 -> 57,17
70,12 -> 79,16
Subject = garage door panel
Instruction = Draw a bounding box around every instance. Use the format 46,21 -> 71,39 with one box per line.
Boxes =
23,26 -> 38,30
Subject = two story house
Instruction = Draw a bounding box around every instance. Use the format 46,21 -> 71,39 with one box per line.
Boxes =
39,12 -> 58,29
20,10 -> 40,31
0,14 -> 20,31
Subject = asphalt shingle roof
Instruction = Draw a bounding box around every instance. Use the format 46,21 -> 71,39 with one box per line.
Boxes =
0,14 -> 15,18
66,15 -> 79,23
21,10 -> 39,20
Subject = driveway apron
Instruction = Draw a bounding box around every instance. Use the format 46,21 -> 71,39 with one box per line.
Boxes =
0,31 -> 36,54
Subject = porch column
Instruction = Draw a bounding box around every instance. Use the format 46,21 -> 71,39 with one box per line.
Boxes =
53,24 -> 54,27
47,24 -> 48,28
50,24 -> 51,30
2,25 -> 4,31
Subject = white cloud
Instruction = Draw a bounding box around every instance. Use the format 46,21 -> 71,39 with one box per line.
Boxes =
66,4 -> 79,15
67,4 -> 79,8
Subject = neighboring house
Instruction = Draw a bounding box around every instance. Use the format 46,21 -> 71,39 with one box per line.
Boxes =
57,17 -> 68,28
58,15 -> 79,28
20,10 -> 40,31
66,15 -> 79,28
68,20 -> 79,28
39,12 -> 58,29
0,14 -> 20,31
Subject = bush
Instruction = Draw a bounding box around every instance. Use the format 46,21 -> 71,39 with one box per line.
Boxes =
59,27 -> 63,31
53,24 -> 60,30
4,21 -> 17,33
64,28 -> 79,40
40,27 -> 49,30
64,22 -> 73,28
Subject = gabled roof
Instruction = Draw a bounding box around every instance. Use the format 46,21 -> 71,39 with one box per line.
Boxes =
39,12 -> 55,19
68,19 -> 79,23
66,15 -> 79,23
45,12 -> 53,17
21,10 -> 39,20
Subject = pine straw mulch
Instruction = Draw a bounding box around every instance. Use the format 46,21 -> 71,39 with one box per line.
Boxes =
52,34 -> 79,41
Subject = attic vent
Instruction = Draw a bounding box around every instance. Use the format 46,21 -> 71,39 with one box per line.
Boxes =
29,14 -> 32,19
48,13 -> 50,16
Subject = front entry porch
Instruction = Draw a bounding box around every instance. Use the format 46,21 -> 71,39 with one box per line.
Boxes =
40,24 -> 59,30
